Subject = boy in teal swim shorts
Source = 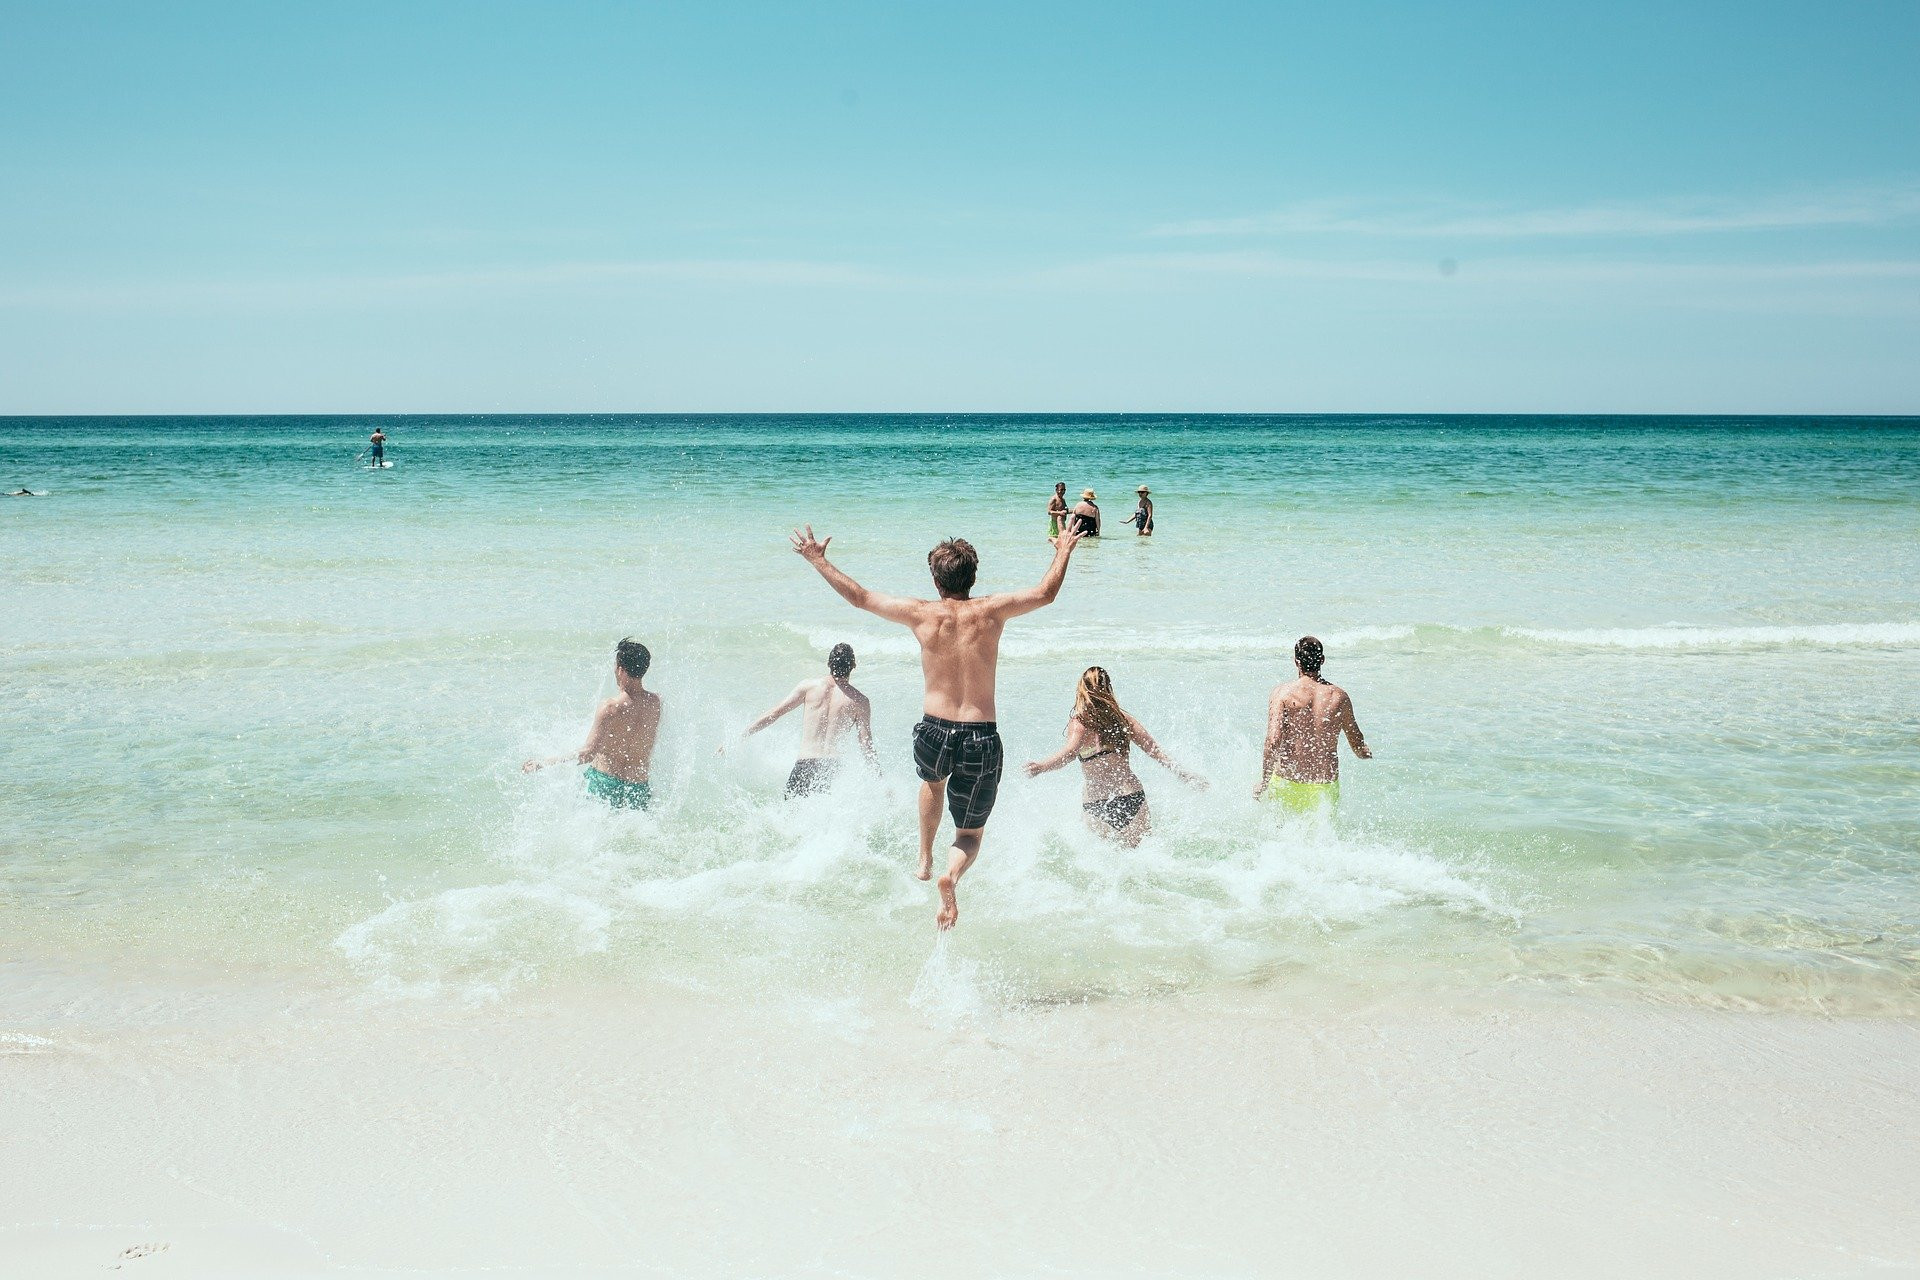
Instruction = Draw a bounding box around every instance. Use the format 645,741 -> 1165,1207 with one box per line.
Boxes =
524,638 -> 661,809
1257,635 -> 1370,812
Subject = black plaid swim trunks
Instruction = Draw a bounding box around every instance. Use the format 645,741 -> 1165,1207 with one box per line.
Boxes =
911,715 -> 1003,830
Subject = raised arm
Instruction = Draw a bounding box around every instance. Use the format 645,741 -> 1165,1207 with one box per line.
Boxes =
1023,718 -> 1087,777
790,526 -> 922,626
1338,695 -> 1372,759
988,527 -> 1083,620
1125,715 -> 1206,788
743,683 -> 809,738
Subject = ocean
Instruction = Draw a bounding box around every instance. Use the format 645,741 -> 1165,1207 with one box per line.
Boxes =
5,414 -> 1919,1276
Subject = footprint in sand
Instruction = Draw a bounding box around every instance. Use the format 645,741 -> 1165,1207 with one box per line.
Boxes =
112,1242 -> 170,1267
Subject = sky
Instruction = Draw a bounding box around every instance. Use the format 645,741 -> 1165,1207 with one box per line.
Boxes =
2,0 -> 1917,413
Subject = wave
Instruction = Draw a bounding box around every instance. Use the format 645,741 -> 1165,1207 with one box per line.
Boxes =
1501,622 -> 1920,650
783,620 -> 1920,659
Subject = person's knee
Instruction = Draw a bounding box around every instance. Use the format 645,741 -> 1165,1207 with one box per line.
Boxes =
952,829 -> 983,856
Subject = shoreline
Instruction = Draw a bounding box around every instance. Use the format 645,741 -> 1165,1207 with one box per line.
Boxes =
6,971 -> 1917,1278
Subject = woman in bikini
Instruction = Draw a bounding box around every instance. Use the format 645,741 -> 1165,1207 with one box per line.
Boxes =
1023,666 -> 1205,846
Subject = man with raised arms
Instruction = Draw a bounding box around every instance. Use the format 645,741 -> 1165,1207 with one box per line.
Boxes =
1257,634 -> 1371,812
738,642 -> 879,798
790,524 -> 1085,929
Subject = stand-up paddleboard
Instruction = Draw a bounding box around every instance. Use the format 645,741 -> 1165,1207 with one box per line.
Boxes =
367,460 -> 394,470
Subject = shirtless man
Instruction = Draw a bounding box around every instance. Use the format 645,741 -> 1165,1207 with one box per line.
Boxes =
740,643 -> 879,797
1047,482 -> 1070,538
367,428 -> 387,466
791,524 -> 1084,928
523,638 -> 662,810
1257,635 -> 1371,812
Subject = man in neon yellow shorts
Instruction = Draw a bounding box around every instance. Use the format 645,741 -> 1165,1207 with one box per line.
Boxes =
1257,635 -> 1370,812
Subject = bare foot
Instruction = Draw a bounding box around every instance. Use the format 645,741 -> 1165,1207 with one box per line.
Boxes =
936,873 -> 958,930
916,853 -> 933,881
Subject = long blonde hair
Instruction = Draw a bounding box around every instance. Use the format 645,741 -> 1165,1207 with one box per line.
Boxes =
1073,667 -> 1131,751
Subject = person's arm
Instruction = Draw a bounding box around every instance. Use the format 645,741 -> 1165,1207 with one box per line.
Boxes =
1339,696 -> 1372,759
987,527 -> 1083,620
853,696 -> 880,773
524,701 -> 613,772
1256,690 -> 1284,797
743,684 -> 808,739
1126,716 -> 1206,788
790,526 -> 922,626
1024,719 -> 1086,777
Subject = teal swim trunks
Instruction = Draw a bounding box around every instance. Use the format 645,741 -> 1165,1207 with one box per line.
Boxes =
584,766 -> 651,810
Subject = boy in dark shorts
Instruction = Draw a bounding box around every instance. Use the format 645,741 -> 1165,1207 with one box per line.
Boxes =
791,523 -> 1084,929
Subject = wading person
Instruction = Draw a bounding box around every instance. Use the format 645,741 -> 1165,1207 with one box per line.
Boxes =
1070,489 -> 1101,537
1023,666 -> 1205,846
1257,635 -> 1371,812
1128,485 -> 1154,536
1047,482 -> 1070,539
791,523 -> 1084,929
737,643 -> 878,797
523,638 -> 661,810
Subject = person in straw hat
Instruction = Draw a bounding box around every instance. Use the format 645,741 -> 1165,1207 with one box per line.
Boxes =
1069,488 -> 1102,537
1127,484 -> 1154,536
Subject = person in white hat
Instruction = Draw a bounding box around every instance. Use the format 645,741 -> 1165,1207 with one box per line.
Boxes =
1070,488 -> 1101,537
1128,485 -> 1154,536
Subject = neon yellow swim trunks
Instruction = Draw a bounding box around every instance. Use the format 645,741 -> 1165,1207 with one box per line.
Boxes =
1264,776 -> 1339,813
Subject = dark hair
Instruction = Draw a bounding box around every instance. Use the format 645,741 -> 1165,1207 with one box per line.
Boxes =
927,538 -> 978,596
1294,635 -> 1324,676
828,643 -> 855,678
615,638 -> 651,679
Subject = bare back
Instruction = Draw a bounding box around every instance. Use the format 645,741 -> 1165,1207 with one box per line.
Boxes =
1267,677 -> 1359,784
585,689 -> 662,783
796,677 -> 871,759
908,598 -> 1009,722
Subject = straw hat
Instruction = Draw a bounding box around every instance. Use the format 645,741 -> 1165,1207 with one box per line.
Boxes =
1081,489 -> 1097,500
1136,484 -> 1150,494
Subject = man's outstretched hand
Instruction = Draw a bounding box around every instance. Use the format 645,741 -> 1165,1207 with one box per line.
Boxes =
1048,525 -> 1085,551
790,525 -> 832,563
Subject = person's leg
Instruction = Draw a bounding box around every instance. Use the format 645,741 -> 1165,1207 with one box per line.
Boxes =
936,829 -> 982,930
916,779 -> 944,880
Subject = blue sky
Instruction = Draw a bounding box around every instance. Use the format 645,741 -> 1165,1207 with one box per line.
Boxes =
2,1 -> 1916,413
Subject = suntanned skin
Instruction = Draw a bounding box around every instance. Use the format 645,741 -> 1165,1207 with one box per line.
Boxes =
523,665 -> 662,784
1047,484 -> 1069,533
791,524 -> 1083,928
1025,713 -> 1204,847
742,671 -> 878,768
1256,663 -> 1370,796
1071,498 -> 1101,536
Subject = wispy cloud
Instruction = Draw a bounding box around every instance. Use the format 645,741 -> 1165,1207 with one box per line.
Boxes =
1037,251 -> 1920,286
1025,251 -> 1920,315
1151,186 -> 1920,239
0,258 -> 901,310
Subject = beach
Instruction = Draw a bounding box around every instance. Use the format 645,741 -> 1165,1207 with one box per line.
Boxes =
4,414 -> 1919,1275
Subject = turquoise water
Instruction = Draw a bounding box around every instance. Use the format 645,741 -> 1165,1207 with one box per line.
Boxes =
4,415 -> 1918,1012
